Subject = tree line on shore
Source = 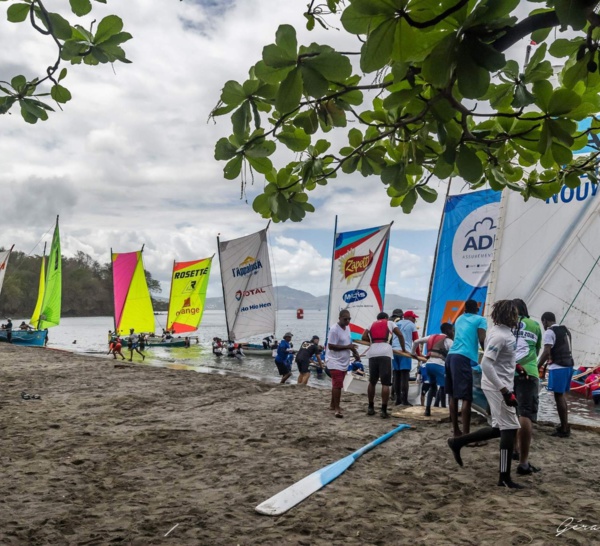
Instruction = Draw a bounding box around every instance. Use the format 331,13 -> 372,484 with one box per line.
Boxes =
0,250 -> 163,318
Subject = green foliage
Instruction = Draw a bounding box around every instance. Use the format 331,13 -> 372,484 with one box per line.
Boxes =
212,0 -> 600,222
1,0 -> 131,123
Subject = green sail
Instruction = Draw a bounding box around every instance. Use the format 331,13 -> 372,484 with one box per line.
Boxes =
38,218 -> 61,329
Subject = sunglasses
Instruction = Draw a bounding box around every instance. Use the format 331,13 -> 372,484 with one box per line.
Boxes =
341,316 -> 351,321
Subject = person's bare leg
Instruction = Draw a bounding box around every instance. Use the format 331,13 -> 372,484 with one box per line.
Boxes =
332,388 -> 342,414
449,396 -> 462,437
554,392 -> 569,432
461,400 -> 472,435
518,416 -> 532,466
281,372 -> 291,384
329,390 -> 335,410
367,382 -> 376,407
300,372 -> 310,385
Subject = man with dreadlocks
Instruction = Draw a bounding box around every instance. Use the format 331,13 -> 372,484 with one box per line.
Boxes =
447,300 -> 524,489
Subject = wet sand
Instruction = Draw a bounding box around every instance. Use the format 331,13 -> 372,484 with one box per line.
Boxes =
1,345 -> 600,545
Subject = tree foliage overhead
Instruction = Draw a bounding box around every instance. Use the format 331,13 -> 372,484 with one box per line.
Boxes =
0,0 -> 131,123
212,0 -> 600,222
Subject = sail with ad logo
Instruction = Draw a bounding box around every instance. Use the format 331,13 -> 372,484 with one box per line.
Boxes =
217,227 -> 275,341
327,222 -> 392,341
424,189 -> 501,335
112,248 -> 155,336
166,257 -> 212,334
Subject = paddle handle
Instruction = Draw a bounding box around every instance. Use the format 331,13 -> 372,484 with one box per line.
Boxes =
352,424 -> 410,460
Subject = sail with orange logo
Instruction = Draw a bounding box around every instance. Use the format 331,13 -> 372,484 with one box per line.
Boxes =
166,257 -> 212,334
327,223 -> 392,341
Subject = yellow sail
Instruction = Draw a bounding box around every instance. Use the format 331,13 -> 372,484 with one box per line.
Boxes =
166,257 -> 212,333
30,255 -> 46,327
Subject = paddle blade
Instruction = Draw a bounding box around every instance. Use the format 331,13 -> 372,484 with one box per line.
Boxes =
255,456 -> 354,516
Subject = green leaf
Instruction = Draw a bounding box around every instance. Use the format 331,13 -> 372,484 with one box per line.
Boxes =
7,3 -> 29,23
547,88 -> 581,116
341,4 -> 386,34
456,145 -> 483,182
231,101 -> 251,138
512,83 -> 536,108
245,140 -> 276,158
551,143 -> 573,165
275,24 -> 297,57
532,80 -> 553,111
276,67 -> 303,114
50,84 -> 72,104
302,48 -> 352,82
457,53 -> 490,99
253,193 -> 271,216
214,138 -> 238,160
348,128 -> 362,147
416,185 -> 438,203
555,0 -> 588,31
548,38 -> 584,58
223,155 -> 243,180
221,81 -> 246,107
300,65 -> 328,97
46,13 -> 73,40
247,156 -> 273,175
95,15 -> 123,44
360,19 -> 396,73
277,128 -> 311,152
400,188 -> 417,213
421,33 -> 457,88
381,163 -> 408,193
69,0 -> 92,17
11,75 -> 26,91
20,98 -> 48,122
293,109 -> 319,135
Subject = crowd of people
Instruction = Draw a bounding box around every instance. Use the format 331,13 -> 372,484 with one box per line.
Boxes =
270,299 -> 575,490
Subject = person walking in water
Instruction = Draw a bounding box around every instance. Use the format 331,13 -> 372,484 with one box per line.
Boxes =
274,332 -> 295,384
537,311 -> 575,438
326,309 -> 359,418
128,329 -> 145,362
362,312 -> 405,418
447,300 -> 524,489
445,299 -> 487,437
295,335 -> 323,385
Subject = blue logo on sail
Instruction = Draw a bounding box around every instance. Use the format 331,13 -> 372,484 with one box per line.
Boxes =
343,289 -> 367,304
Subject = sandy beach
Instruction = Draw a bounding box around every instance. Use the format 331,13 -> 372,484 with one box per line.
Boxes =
1,346 -> 600,545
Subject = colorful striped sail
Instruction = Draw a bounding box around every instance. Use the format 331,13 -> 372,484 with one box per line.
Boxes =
166,257 -> 212,334
327,223 -> 392,340
112,250 -> 155,335
37,218 -> 61,329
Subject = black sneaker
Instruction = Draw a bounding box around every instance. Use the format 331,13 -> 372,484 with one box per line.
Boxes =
367,406 -> 375,416
381,410 -> 390,419
498,479 -> 525,489
424,408 -> 431,417
516,463 -> 541,475
512,451 -> 520,461
551,429 -> 570,438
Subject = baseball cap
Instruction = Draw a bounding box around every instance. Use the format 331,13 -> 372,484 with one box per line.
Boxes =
391,309 -> 403,317
284,332 -> 293,337
403,310 -> 419,319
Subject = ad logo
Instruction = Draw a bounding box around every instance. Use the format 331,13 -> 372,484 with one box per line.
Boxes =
452,205 -> 499,287
175,297 -> 200,316
232,256 -> 263,278
340,250 -> 374,280
235,287 -> 266,301
343,289 -> 367,303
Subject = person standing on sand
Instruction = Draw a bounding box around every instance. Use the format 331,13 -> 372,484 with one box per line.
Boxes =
362,312 -> 405,418
128,328 -> 145,362
537,311 -> 575,438
512,299 -> 542,475
274,332 -> 295,384
445,299 -> 487,437
447,300 -> 524,490
5,318 -> 12,343
295,335 -> 323,385
393,310 -> 419,406
326,309 -> 359,418
390,308 -> 403,401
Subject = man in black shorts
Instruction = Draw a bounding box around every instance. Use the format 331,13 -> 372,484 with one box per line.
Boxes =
295,335 -> 323,385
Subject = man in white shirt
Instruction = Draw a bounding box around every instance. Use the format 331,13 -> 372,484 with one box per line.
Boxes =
325,309 -> 359,418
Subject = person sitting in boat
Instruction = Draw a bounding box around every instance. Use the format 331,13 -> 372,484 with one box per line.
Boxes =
262,334 -> 276,349
19,321 -> 29,330
348,358 -> 365,376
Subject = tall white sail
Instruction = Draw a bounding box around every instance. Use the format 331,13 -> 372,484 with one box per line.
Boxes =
486,181 -> 600,367
327,223 -> 392,340
218,228 -> 275,341
0,248 -> 12,296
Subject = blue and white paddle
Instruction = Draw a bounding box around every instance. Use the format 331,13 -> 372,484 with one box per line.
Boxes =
255,423 -> 411,515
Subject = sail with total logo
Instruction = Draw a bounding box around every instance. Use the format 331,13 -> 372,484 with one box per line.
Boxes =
112,248 -> 155,336
217,227 -> 275,341
327,222 -> 392,341
166,257 -> 213,334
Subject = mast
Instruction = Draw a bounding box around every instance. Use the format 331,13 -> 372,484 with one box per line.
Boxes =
324,215 -> 338,345
217,233 -> 232,340
423,180 -> 451,335
166,259 -> 176,331
110,247 -> 116,333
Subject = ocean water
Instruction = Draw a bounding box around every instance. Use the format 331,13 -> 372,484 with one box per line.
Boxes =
41,311 -> 600,427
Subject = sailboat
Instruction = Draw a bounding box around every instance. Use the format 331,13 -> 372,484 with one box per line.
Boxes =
0,217 -> 61,347
217,226 -> 276,355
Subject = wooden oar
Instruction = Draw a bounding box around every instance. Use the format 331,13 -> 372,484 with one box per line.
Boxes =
255,423 -> 410,516
354,339 -> 427,362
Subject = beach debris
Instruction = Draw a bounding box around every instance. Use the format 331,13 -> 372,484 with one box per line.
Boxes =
164,523 -> 179,537
21,391 -> 41,401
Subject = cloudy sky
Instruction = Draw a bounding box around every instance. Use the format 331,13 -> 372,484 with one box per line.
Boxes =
1,0 -> 535,301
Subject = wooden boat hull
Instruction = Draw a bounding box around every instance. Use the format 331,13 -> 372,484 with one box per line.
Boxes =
0,329 -> 47,347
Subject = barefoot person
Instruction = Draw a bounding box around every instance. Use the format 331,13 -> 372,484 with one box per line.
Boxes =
445,299 -> 487,437
362,312 -> 405,418
325,309 -> 359,418
112,337 -> 126,360
447,300 -> 524,489
537,311 -> 575,438
512,299 -> 542,475
128,329 -> 145,362
295,335 -> 323,385
274,332 -> 295,384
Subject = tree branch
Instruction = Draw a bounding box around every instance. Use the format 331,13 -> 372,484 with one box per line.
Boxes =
402,0 -> 469,29
492,11 -> 560,52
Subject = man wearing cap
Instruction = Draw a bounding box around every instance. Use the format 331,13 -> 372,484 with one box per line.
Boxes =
295,335 -> 323,385
274,332 -> 295,384
393,310 -> 420,405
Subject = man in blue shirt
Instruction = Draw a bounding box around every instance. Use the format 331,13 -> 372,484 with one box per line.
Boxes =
393,310 -> 418,406
446,300 -> 487,437
274,332 -> 295,384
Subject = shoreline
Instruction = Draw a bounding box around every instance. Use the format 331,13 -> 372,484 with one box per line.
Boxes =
2,345 -> 600,545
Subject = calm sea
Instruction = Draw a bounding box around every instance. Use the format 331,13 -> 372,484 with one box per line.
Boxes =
37,310 -> 600,427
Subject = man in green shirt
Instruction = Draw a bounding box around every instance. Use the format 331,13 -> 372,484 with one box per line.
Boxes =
512,299 -> 542,476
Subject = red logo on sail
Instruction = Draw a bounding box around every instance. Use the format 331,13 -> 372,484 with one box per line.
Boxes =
342,250 -> 374,279
182,297 -> 191,308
